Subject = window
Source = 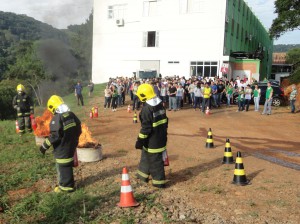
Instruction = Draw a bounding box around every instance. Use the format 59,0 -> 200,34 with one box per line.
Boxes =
190,61 -> 218,77
168,61 -> 180,64
143,0 -> 162,17
236,23 -> 239,39
241,27 -> 244,42
179,0 -> 203,14
238,0 -> 241,10
107,4 -> 127,19
231,18 -> 234,36
143,31 -> 159,47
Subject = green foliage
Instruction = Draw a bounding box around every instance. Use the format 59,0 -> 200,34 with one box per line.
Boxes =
273,44 -> 300,53
289,67 -> 300,84
286,48 -> 300,64
270,0 -> 300,38
0,11 -> 94,116
0,84 -> 15,120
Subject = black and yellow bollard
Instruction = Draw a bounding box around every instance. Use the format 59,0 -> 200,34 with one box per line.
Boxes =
205,128 -> 214,148
133,111 -> 138,123
222,138 -> 234,164
232,151 -> 250,185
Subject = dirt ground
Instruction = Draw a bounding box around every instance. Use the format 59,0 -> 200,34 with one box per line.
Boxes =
77,96 -> 300,224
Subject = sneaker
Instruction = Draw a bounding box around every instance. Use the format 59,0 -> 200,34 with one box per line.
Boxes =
267,113 -> 271,115
261,113 -> 265,115
54,187 -> 62,193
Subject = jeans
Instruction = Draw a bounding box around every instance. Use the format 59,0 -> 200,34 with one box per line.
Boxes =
117,95 -> 122,106
227,94 -> 232,106
202,98 -> 210,112
212,94 -> 219,107
132,95 -> 140,111
189,92 -> 195,105
104,97 -> 111,108
254,97 -> 260,111
290,99 -> 296,113
194,97 -> 202,109
245,99 -> 251,111
263,98 -> 272,114
169,97 -> 176,110
176,96 -> 182,109
111,97 -> 118,109
238,100 -> 245,111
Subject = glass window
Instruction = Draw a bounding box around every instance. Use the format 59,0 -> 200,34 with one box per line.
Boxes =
143,31 -> 159,47
108,4 -> 127,19
190,61 -> 218,77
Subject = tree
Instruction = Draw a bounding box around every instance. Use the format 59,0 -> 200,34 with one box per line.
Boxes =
286,48 -> 300,64
269,0 -> 300,38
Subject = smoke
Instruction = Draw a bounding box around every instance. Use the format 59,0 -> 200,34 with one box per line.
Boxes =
37,39 -> 79,104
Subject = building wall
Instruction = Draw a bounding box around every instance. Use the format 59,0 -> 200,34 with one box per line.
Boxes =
92,0 -> 273,83
93,0 -> 228,83
224,0 -> 273,80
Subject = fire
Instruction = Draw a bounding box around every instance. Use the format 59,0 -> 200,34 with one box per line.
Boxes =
34,110 -> 53,137
34,110 -> 98,148
78,123 -> 98,148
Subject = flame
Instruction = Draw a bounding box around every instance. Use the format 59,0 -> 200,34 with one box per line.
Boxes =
34,110 -> 53,137
78,123 -> 98,148
34,110 -> 98,148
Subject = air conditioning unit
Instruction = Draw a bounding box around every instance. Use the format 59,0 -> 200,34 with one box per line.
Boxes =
225,15 -> 229,23
116,18 -> 124,26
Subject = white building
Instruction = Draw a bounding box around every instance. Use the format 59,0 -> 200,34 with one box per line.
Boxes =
92,0 -> 272,84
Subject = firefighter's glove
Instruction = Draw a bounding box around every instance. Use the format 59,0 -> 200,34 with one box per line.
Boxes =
135,139 -> 144,150
39,145 -> 47,156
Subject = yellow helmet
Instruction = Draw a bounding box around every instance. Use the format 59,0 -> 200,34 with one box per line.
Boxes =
136,83 -> 156,102
16,84 -> 25,93
47,95 -> 64,114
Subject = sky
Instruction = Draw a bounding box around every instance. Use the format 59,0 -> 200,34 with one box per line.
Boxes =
0,0 -> 299,44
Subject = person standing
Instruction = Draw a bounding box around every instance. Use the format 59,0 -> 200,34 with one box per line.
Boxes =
168,82 -> 177,111
253,85 -> 261,111
104,85 -> 112,109
111,85 -> 118,112
244,85 -> 252,111
176,84 -> 184,110
12,84 -> 34,135
132,81 -> 140,111
74,81 -> 84,106
237,87 -> 245,112
225,83 -> 234,107
262,82 -> 273,115
135,84 -> 168,188
87,80 -> 94,97
39,95 -> 82,193
202,82 -> 211,113
289,84 -> 297,113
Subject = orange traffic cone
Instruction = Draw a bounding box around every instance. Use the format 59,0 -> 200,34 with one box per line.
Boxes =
117,167 -> 139,208
15,120 -> 19,133
127,105 -> 131,113
163,150 -> 169,166
205,107 -> 210,115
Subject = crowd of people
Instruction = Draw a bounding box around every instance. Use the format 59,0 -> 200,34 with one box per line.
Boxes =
102,75 -> 292,115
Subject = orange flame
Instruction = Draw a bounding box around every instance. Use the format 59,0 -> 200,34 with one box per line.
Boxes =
78,123 -> 98,148
34,110 -> 97,148
34,110 -> 53,137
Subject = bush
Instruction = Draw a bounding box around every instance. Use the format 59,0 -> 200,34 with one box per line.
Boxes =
289,68 -> 300,84
0,80 -> 34,120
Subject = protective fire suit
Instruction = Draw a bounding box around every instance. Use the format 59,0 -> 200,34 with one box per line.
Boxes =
12,92 -> 34,133
136,96 -> 168,188
41,105 -> 82,192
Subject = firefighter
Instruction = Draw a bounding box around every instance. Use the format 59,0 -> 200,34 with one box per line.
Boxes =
39,95 -> 82,193
12,84 -> 34,135
135,83 -> 168,188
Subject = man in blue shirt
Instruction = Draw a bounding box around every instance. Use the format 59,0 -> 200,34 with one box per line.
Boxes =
74,81 -> 84,106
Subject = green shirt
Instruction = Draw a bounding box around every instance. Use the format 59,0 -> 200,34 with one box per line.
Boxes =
226,86 -> 233,95
253,89 -> 260,97
266,87 -> 273,99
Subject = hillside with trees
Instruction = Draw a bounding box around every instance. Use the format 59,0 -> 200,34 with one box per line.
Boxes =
273,44 -> 300,53
0,11 -> 93,120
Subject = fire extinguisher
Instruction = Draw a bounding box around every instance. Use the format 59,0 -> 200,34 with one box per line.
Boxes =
94,106 -> 98,118
30,114 -> 37,131
15,120 -> 19,133
163,150 -> 169,166
73,149 -> 79,167
89,110 -> 93,119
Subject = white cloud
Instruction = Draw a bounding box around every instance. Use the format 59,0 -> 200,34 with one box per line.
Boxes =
0,0 -> 93,29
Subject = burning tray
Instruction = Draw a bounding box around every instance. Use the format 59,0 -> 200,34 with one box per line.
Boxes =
77,144 -> 102,162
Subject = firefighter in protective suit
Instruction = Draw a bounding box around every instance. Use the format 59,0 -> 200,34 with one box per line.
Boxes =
135,83 -> 168,188
40,95 -> 82,193
12,84 -> 34,134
